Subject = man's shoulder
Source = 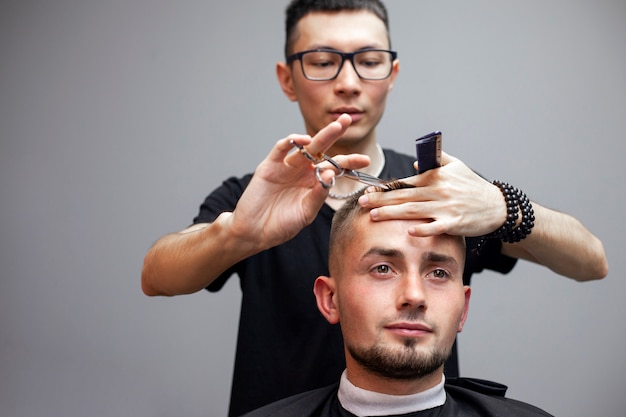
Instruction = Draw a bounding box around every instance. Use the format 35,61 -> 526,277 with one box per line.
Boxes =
444,378 -> 553,416
382,147 -> 414,162
381,148 -> 416,178
241,384 -> 337,417
202,173 -> 254,203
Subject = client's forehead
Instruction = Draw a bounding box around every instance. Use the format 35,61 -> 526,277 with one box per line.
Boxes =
350,213 -> 465,261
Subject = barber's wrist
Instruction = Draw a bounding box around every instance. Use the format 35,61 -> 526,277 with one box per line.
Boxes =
474,180 -> 535,253
486,180 -> 535,242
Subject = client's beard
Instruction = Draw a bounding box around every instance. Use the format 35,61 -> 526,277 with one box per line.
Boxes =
347,337 -> 451,380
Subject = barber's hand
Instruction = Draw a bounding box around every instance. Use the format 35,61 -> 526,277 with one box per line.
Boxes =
358,152 -> 506,237
229,114 -> 370,249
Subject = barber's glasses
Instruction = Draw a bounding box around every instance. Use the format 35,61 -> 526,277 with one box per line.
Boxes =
286,49 -> 397,81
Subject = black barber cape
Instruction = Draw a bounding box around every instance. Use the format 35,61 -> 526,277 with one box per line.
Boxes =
242,378 -> 553,417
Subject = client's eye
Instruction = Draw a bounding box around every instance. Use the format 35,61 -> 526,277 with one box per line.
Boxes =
375,264 -> 391,274
430,269 -> 449,280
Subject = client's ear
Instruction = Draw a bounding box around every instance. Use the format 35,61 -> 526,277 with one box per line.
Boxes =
313,276 -> 340,324
457,286 -> 472,333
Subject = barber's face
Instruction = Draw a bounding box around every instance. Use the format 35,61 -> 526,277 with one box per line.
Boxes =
332,216 -> 469,385
277,11 -> 398,150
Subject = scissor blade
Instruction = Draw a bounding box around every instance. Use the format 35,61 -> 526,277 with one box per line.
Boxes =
345,170 -> 391,189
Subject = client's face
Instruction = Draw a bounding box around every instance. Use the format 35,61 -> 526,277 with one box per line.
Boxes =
335,215 -> 469,382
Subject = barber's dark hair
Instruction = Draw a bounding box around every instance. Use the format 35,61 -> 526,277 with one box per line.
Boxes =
284,0 -> 390,57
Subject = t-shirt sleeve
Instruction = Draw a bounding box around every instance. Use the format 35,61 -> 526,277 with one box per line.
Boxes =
193,174 -> 251,224
464,237 -> 517,284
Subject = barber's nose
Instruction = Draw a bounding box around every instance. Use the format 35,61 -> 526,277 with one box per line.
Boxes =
334,60 -> 361,94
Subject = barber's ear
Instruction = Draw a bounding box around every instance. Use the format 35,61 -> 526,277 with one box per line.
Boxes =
457,286 -> 471,333
276,61 -> 298,102
387,59 -> 399,92
313,276 -> 340,324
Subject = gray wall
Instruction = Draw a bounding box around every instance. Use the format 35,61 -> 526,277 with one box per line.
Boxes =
1,1 -> 624,416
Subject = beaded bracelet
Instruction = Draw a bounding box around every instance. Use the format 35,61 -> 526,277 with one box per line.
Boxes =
487,180 -> 535,242
473,180 -> 535,253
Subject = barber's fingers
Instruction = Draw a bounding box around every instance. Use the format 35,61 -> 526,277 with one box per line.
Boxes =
318,154 -> 370,171
440,151 -> 458,166
305,114 -> 352,157
269,114 -> 353,169
266,134 -> 312,167
408,218 -> 451,237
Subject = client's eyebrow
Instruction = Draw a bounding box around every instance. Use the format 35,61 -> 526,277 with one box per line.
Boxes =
422,251 -> 460,269
362,247 -> 404,260
361,248 -> 460,271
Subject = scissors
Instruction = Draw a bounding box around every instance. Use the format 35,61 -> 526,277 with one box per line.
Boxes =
290,140 -> 393,190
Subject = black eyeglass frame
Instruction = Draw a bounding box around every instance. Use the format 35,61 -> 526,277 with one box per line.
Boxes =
286,48 -> 398,81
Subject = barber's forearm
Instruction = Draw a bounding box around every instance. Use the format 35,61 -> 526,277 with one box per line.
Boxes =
501,203 -> 608,281
141,213 -> 259,296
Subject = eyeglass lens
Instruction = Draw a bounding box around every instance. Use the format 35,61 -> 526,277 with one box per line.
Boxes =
300,50 -> 393,80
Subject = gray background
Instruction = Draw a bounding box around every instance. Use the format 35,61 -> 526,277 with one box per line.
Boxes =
1,1 -> 625,416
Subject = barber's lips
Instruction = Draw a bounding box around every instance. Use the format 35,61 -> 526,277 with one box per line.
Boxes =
331,110 -> 363,123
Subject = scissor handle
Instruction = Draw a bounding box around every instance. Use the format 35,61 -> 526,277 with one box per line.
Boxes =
314,166 -> 335,189
290,140 -> 390,190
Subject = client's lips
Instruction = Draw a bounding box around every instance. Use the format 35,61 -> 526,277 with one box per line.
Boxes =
386,322 -> 432,337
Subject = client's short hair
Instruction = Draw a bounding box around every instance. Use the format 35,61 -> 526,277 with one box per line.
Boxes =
329,181 -> 414,275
